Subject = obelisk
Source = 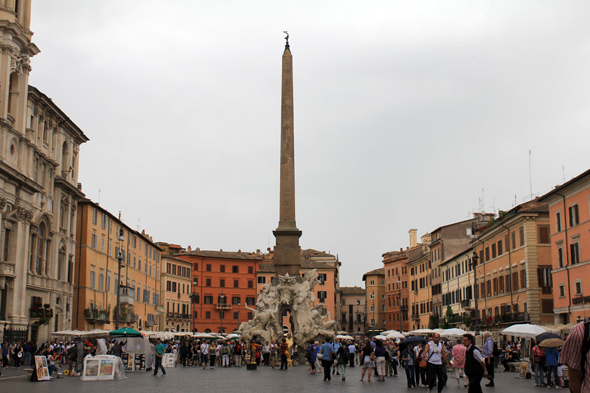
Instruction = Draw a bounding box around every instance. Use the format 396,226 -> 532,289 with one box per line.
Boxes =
273,32 -> 302,277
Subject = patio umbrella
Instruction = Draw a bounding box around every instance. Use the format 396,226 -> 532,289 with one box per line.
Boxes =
501,324 -> 547,339
440,328 -> 467,339
409,328 -> 436,335
374,335 -> 388,341
386,331 -> 406,339
400,336 -> 427,348
539,338 -> 564,348
536,332 -> 562,342
109,327 -> 143,337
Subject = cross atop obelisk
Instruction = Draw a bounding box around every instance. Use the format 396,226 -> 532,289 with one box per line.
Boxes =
273,32 -> 302,277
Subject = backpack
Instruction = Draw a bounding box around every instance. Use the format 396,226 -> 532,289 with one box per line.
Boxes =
492,341 -> 500,357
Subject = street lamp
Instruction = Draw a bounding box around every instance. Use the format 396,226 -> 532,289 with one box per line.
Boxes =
114,227 -> 125,329
189,279 -> 198,333
219,292 -> 225,334
471,251 -> 480,335
397,277 -> 402,332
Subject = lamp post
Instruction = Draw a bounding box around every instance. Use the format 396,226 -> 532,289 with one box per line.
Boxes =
114,227 -> 125,329
219,292 -> 225,334
398,277 -> 402,332
189,279 -> 198,333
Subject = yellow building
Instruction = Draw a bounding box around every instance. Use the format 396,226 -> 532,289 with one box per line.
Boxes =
408,234 -> 432,330
74,200 -> 163,331
160,254 -> 192,332
440,248 -> 474,328
362,268 -> 385,334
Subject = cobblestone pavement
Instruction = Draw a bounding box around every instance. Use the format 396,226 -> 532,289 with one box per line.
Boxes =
0,364 -> 556,392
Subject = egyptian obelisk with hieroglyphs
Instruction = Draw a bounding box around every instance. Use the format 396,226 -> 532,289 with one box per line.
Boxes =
272,33 -> 302,277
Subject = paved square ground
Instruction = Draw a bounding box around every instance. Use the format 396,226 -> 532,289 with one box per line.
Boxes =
0,364 -> 552,392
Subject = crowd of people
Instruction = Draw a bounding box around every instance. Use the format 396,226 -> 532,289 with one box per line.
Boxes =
0,329 -> 574,391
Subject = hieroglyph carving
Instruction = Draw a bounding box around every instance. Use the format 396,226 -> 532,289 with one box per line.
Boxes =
239,269 -> 336,344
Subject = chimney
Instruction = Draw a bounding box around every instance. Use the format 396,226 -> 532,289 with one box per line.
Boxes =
187,246 -> 192,252
409,229 -> 418,248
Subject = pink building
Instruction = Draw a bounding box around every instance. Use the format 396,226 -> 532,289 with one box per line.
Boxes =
539,168 -> 590,324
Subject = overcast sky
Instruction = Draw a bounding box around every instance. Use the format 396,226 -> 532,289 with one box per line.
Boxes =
29,1 -> 590,288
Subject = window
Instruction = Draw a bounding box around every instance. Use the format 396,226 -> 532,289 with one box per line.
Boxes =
370,280 -> 375,285
93,207 -> 97,224
571,242 -> 580,265
512,272 -> 519,291
485,247 -> 490,261
205,311 -> 211,319
370,293 -> 375,299
520,270 -> 526,289
575,280 -> 582,296
538,226 -> 550,244
90,270 -> 96,289
91,233 -> 97,249
318,273 -> 327,284
556,211 -> 562,232
498,240 -> 503,255
232,266 -> 239,273
194,263 -> 198,270
248,266 -> 253,274
318,291 -> 327,303
206,278 -> 211,286
559,284 -> 565,298
499,276 -> 504,293
569,205 -> 580,227
538,266 -> 552,294
505,274 -> 511,292
233,279 -> 239,288
557,246 -> 564,268
101,213 -> 107,229
257,277 -> 266,284
232,296 -> 240,305
491,244 -> 496,259
99,273 -> 104,291
248,281 -> 253,288
519,226 -> 524,247
206,264 -> 211,272
246,297 -> 255,306
511,231 -> 516,250
204,296 -> 213,304
220,265 -> 225,272
220,279 -> 225,288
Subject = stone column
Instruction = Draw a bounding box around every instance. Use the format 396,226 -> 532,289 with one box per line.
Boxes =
8,207 -> 32,327
273,40 -> 302,277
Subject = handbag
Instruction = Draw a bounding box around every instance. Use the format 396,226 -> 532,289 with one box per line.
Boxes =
370,352 -> 376,361
317,352 -> 324,360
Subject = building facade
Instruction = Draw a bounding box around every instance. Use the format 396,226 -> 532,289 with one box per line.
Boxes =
160,254 -> 192,332
340,286 -> 366,335
362,268 -> 385,334
177,249 -> 262,333
539,168 -> 590,324
439,248 -> 474,328
74,200 -> 162,332
471,200 -> 553,329
0,1 -> 90,343
408,233 -> 432,330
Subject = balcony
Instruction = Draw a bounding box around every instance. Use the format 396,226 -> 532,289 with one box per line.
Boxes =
215,303 -> 231,311
0,261 -> 16,279
167,312 -> 191,319
400,305 -> 408,311
146,320 -> 156,327
461,300 -> 472,310
119,286 -> 135,305
411,314 -> 420,321
83,308 -> 110,323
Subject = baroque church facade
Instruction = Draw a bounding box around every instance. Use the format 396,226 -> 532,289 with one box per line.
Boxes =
0,0 -> 88,342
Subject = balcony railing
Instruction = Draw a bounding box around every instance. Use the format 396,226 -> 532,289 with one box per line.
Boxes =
119,286 -> 135,305
411,314 -> 420,321
215,303 -> 231,311
0,261 -> 16,279
461,300 -> 472,309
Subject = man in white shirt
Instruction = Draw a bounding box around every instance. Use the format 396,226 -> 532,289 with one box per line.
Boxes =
348,342 -> 356,367
424,334 -> 447,393
462,334 -> 487,393
200,342 -> 210,369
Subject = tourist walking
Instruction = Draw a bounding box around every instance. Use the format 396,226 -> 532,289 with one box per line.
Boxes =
544,346 -> 559,388
360,340 -> 375,382
402,343 -> 417,388
532,340 -> 546,386
462,334 -> 487,393
374,339 -> 387,381
416,341 -> 428,387
348,341 -> 356,367
336,342 -> 349,381
331,337 -> 342,375
279,339 -> 289,370
319,339 -> 335,381
388,342 -> 399,377
452,338 -> 468,387
481,331 -> 495,387
307,341 -> 318,374
201,341 -> 210,369
425,333 -> 447,393
152,338 -> 166,377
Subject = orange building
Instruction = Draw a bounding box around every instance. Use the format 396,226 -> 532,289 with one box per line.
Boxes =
363,268 -> 385,334
408,233 -> 432,330
176,249 -> 262,333
74,200 -> 163,331
256,249 -> 341,332
471,200 -> 553,328
539,168 -> 590,324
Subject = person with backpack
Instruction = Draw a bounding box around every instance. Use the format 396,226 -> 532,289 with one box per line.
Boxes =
402,343 -> 417,388
481,331 -> 495,387
336,341 -> 349,381
233,341 -> 242,367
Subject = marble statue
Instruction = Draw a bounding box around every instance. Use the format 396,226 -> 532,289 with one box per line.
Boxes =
239,269 -> 336,345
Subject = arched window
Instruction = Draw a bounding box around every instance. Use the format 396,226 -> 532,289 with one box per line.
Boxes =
36,223 -> 46,275
61,141 -> 68,174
